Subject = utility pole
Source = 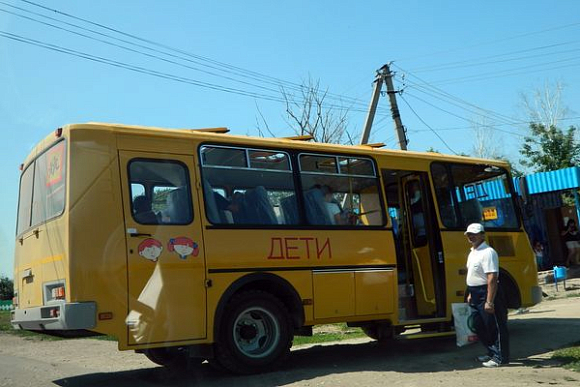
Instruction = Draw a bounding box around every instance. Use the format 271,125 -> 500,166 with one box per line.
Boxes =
360,63 -> 407,150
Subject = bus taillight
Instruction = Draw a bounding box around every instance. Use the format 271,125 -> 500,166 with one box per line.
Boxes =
51,286 -> 65,300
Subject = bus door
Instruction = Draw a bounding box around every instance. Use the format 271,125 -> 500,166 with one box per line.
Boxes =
119,151 -> 207,346
401,174 -> 446,319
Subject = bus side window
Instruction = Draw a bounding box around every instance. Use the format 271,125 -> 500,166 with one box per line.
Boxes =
200,145 -> 295,226
129,159 -> 193,225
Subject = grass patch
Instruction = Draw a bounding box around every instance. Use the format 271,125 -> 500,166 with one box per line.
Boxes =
553,342 -> 580,372
293,323 -> 367,346
0,310 -> 12,331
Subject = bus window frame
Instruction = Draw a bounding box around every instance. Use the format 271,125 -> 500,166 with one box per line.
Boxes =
198,144 -> 387,229
430,161 -> 521,232
199,144 -> 295,227
127,158 -> 194,226
16,139 -> 67,237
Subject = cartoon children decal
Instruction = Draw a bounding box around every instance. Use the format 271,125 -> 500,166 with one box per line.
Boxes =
167,236 -> 199,260
138,238 -> 163,262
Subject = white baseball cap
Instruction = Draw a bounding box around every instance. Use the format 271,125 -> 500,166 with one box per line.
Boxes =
464,223 -> 485,235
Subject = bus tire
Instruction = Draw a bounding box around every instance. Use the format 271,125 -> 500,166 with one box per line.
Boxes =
361,323 -> 393,342
214,290 -> 293,374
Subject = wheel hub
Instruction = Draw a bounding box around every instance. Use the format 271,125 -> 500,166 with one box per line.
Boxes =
239,323 -> 258,340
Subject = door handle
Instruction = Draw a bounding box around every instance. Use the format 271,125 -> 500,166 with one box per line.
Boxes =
126,228 -> 152,238
129,232 -> 152,238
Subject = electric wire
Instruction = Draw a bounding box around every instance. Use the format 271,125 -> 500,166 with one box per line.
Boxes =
418,57 -> 580,87
403,91 -> 526,138
396,74 -> 520,126
0,30 -> 385,114
408,39 -> 580,73
394,20 -> 580,62
13,0 -> 375,111
398,94 -> 457,154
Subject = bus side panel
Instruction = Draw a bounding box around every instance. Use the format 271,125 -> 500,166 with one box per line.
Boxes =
439,231 -> 470,318
490,231 -> 539,307
68,129 -> 128,340
204,229 -> 396,327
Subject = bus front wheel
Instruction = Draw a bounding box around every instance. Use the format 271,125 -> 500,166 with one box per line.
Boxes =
215,290 -> 293,374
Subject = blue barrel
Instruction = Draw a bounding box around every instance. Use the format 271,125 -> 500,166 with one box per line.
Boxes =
554,266 -> 567,280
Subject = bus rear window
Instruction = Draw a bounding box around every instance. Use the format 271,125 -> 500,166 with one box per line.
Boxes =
16,141 -> 66,235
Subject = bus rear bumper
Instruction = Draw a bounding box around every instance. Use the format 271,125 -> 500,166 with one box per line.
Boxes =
11,302 -> 97,331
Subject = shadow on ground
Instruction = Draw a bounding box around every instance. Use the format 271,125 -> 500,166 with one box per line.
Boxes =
53,316 -> 580,387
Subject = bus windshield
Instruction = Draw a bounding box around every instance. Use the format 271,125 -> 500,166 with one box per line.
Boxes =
431,162 -> 519,230
16,140 -> 66,235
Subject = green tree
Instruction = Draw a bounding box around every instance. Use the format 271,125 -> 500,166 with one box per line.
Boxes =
519,123 -> 580,172
0,276 -> 14,300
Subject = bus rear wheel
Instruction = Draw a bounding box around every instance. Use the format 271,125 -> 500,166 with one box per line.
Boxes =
214,290 -> 293,374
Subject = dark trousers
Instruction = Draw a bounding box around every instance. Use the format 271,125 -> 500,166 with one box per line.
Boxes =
468,285 -> 510,364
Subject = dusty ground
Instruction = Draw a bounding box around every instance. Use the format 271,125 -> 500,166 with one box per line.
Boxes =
1,271 -> 579,387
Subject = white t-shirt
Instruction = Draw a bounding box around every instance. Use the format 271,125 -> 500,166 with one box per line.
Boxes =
466,241 -> 499,286
325,202 -> 341,224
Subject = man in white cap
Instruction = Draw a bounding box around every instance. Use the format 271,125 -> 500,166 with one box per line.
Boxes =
465,223 -> 509,367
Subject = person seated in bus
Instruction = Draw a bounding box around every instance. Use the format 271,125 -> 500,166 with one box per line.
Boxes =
163,187 -> 191,224
244,186 -> 277,224
213,190 -> 241,223
321,185 -> 346,225
303,185 -> 332,225
133,195 -> 159,224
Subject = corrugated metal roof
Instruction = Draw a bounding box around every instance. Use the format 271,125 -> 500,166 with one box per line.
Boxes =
526,166 -> 580,195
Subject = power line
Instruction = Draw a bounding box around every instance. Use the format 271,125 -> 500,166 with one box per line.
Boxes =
408,39 -> 580,73
417,57 -> 580,87
392,66 -> 522,128
13,0 -> 375,112
0,29 -> 386,116
403,91 -> 526,138
399,94 -> 457,155
0,30 -> 285,101
394,20 -> 580,62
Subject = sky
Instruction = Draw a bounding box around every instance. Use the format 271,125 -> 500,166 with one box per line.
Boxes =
1,0 -> 580,277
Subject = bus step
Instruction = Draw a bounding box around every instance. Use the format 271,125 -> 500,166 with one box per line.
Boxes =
396,331 -> 455,340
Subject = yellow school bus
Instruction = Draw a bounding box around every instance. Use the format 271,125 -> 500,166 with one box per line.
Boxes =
12,123 -> 542,373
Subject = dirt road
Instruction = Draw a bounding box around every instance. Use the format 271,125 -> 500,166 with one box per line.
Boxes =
1,294 -> 579,387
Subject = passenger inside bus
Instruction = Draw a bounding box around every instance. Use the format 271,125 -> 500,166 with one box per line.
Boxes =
321,185 -> 347,225
163,188 -> 190,224
133,195 -> 159,224
304,185 -> 333,225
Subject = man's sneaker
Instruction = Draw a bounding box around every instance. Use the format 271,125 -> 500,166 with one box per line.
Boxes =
476,355 -> 491,362
482,359 -> 500,368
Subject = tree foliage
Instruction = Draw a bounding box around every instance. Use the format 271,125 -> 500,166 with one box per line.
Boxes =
519,123 -> 580,172
0,276 -> 13,301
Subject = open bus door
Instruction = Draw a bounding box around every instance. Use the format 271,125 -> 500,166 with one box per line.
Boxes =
119,151 -> 207,346
383,170 -> 446,322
